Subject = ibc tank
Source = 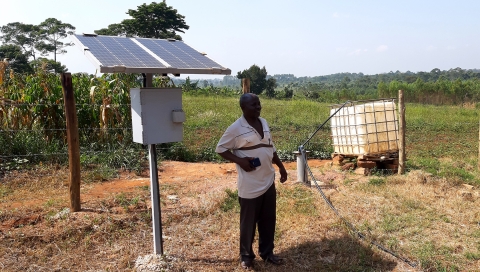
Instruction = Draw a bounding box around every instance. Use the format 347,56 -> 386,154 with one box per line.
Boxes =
330,99 -> 399,155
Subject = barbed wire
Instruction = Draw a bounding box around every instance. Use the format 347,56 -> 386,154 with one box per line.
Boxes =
0,145 -> 205,160
0,128 -> 132,132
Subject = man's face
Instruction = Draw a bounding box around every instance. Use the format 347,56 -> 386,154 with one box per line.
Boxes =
241,95 -> 262,118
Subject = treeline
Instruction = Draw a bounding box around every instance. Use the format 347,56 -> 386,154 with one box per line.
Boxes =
174,67 -> 480,105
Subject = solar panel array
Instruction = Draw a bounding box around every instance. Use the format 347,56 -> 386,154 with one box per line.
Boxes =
72,34 -> 230,75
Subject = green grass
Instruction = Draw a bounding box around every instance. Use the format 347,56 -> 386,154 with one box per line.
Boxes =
220,188 -> 239,212
3,92 -> 479,183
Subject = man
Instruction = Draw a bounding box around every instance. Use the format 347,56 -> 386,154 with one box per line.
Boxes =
216,93 -> 288,270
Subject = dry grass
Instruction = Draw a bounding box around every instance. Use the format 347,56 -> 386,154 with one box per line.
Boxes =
1,161 -> 479,271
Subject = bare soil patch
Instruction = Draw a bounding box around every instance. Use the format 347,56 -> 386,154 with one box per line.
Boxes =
1,160 -> 476,271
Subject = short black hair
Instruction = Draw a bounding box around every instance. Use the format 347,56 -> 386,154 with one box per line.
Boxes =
239,93 -> 257,108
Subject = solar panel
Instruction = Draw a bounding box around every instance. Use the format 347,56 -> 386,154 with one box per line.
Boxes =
71,34 -> 231,75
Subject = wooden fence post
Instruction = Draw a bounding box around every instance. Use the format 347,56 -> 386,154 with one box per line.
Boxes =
61,73 -> 81,212
242,78 -> 250,94
398,89 -> 406,175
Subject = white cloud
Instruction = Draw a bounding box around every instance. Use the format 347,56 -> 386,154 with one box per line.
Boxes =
377,45 -> 388,52
426,45 -> 436,51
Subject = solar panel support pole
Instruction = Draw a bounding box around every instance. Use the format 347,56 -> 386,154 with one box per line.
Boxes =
398,90 -> 406,175
148,144 -> 163,255
144,73 -> 164,255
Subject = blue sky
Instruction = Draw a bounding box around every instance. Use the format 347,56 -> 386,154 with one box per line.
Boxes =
1,0 -> 479,79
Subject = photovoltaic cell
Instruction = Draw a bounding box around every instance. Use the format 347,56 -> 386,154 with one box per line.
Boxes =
75,35 -> 122,66
136,38 -> 221,69
73,34 -> 227,72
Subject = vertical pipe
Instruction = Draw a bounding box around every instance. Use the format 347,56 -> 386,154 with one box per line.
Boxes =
149,144 -> 163,255
296,147 -> 309,185
398,90 -> 406,174
143,73 -> 163,255
61,73 -> 81,212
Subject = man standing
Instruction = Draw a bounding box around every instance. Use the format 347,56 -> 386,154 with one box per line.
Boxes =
216,93 -> 288,270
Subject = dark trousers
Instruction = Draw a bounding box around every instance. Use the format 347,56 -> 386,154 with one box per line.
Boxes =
238,182 -> 276,261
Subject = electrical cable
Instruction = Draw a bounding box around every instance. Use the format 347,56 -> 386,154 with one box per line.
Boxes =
297,98 -> 417,267
304,160 -> 417,267
301,100 -> 350,147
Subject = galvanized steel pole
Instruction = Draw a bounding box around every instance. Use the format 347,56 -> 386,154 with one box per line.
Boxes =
398,90 -> 406,175
144,73 -> 164,255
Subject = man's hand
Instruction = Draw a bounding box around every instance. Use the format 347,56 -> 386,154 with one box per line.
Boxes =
239,157 -> 256,172
279,167 -> 288,183
218,151 -> 256,172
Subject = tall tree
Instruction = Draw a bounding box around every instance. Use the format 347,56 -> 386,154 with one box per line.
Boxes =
237,65 -> 269,95
94,2 -> 189,40
36,18 -> 75,62
0,22 -> 42,60
0,44 -> 33,74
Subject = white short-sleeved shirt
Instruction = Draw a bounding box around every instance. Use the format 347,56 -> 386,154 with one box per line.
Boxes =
216,116 -> 276,199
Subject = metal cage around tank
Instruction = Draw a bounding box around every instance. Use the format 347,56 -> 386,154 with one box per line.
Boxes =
330,99 -> 399,157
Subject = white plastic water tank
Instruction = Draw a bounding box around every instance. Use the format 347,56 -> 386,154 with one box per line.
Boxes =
330,100 -> 399,155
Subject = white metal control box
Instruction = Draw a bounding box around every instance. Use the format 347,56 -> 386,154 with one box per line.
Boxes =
130,88 -> 185,144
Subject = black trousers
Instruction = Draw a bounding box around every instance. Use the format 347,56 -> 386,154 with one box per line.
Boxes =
238,182 -> 276,261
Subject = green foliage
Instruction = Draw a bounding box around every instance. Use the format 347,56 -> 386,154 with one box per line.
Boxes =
0,44 -> 33,74
30,58 -> 68,73
237,64 -> 269,95
220,188 -> 239,212
1,70 -> 480,187
279,185 -> 317,215
94,23 -> 126,37
114,193 -> 141,209
368,178 -> 386,186
0,22 -> 41,60
95,2 -> 189,40
180,76 -> 199,92
265,77 -> 277,98
0,19 -> 75,72
464,252 -> 480,260
36,18 -> 75,61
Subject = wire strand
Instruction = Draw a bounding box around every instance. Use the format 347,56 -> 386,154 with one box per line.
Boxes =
302,151 -> 417,267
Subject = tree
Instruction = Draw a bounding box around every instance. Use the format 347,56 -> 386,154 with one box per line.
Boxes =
95,2 -> 189,40
36,18 -> 75,62
264,77 -> 277,98
94,23 -> 128,37
30,57 -> 68,73
0,22 -> 42,60
0,44 -> 33,74
283,85 -> 294,99
181,76 -> 199,92
237,64 -> 269,95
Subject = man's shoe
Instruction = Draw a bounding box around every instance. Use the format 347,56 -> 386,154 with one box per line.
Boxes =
241,259 -> 254,270
264,254 -> 283,265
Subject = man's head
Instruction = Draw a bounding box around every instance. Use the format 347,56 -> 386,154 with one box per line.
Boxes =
240,93 -> 261,119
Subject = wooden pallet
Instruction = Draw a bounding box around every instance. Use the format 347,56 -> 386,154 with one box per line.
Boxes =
332,152 -> 399,173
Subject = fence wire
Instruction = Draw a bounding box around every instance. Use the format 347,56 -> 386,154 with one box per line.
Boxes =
1,101 -> 479,179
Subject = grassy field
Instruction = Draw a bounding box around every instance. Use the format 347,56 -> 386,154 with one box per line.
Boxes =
1,96 -> 480,271
183,96 -> 480,185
